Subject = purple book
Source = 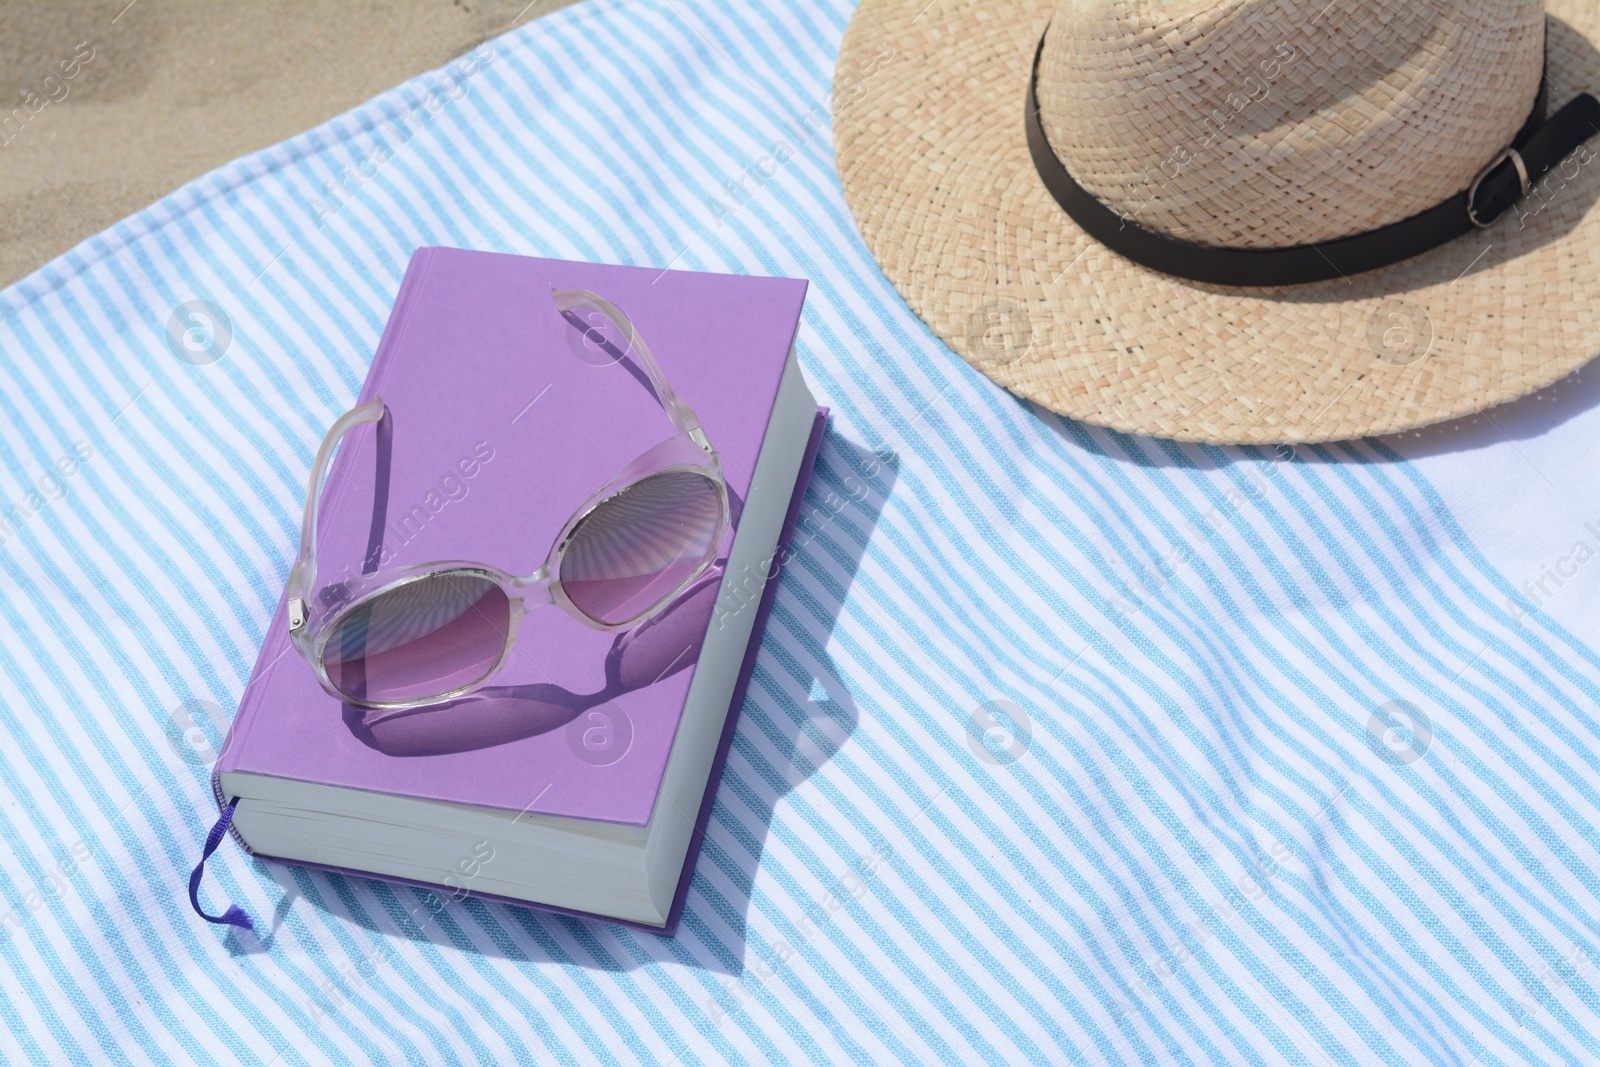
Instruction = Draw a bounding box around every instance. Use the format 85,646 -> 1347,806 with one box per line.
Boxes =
214,247 -> 821,932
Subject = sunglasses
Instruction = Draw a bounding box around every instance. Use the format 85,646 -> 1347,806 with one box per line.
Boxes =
285,288 -> 730,709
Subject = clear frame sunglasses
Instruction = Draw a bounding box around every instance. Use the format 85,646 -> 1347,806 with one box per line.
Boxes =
285,288 -> 730,709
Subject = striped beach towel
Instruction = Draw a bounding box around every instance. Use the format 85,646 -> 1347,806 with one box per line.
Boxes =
4,1 -> 1600,1063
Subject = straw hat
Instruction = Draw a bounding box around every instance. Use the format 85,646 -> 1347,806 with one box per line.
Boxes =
833,0 -> 1600,443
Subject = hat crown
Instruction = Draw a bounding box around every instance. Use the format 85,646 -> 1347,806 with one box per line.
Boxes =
1037,0 -> 1547,249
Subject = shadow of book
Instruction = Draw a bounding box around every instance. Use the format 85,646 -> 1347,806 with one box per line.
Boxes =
668,430 -> 894,973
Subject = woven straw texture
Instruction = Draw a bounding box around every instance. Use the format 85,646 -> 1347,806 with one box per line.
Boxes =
1038,0 -> 1546,248
834,0 -> 1600,444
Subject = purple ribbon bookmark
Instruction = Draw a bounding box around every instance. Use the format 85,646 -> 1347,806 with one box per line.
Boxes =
189,797 -> 254,931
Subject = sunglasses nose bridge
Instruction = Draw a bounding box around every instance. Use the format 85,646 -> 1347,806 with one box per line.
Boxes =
507,566 -> 555,605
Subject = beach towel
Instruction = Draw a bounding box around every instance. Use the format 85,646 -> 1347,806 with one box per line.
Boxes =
4,1 -> 1600,1062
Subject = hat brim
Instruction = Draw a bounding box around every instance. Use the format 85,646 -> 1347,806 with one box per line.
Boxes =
834,0 -> 1600,444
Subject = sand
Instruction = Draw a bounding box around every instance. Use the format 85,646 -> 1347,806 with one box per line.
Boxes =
1,0 -> 580,289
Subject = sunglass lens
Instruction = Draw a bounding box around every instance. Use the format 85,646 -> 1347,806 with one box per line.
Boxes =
560,470 -> 723,625
323,571 -> 510,705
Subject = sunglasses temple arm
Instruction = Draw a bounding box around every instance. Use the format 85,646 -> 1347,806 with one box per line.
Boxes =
550,288 -> 713,453
286,398 -> 388,627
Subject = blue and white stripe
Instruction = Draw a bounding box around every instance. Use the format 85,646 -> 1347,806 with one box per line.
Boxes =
3,0 -> 1600,1062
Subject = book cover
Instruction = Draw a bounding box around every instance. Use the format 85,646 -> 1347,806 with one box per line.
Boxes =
214,248 -> 814,931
